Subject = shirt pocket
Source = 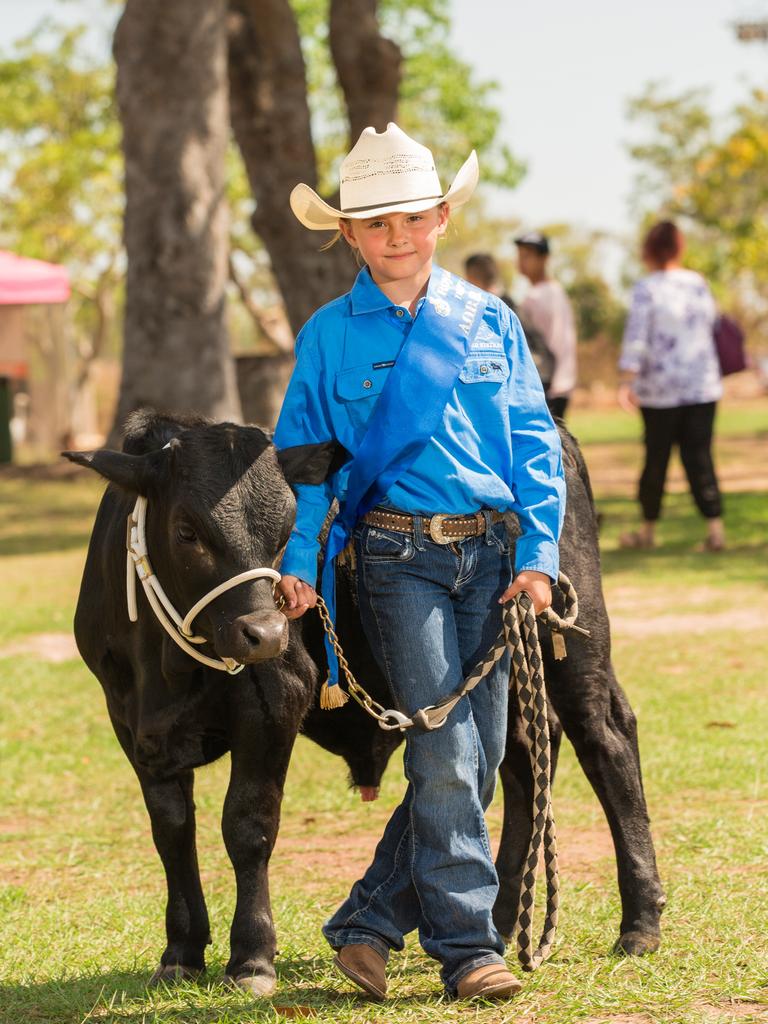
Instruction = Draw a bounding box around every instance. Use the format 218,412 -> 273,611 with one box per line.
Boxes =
335,362 -> 392,401
458,355 -> 510,385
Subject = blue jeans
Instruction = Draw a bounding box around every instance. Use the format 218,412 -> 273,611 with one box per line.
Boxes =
323,512 -> 512,993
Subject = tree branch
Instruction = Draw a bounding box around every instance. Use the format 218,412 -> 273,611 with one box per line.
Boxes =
228,253 -> 292,354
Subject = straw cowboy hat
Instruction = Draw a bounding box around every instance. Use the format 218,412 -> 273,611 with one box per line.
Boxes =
290,122 -> 479,231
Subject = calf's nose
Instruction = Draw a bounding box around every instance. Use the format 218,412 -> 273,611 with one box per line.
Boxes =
233,610 -> 288,661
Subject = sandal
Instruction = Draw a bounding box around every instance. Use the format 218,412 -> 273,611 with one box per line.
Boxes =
618,531 -> 655,550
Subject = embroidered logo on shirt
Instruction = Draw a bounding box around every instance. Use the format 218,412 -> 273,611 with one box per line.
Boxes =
429,297 -> 451,318
469,322 -> 504,352
372,360 -> 396,369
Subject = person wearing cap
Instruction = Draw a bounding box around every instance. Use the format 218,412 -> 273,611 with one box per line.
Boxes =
514,232 -> 578,418
273,124 -> 565,1002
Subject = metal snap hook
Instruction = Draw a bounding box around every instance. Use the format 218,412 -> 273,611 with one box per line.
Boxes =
377,709 -> 413,731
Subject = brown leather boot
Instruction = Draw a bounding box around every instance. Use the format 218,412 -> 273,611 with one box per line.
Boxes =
456,964 -> 522,1000
333,943 -> 388,1001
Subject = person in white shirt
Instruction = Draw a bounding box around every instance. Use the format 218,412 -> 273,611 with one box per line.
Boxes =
515,232 -> 577,418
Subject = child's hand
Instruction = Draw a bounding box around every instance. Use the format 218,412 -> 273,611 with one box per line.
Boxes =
277,575 -> 318,619
499,570 -> 552,616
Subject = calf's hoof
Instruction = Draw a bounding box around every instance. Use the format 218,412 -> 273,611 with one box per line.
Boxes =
225,972 -> 277,997
613,930 -> 661,957
148,963 -> 202,986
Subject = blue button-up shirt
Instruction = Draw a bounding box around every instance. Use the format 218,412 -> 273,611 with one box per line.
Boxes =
274,266 -> 565,584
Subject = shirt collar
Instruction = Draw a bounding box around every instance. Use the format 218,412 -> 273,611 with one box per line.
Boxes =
349,264 -> 441,316
350,267 -> 391,314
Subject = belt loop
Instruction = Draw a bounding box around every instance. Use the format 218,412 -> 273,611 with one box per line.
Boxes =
413,513 -> 426,551
481,509 -> 493,544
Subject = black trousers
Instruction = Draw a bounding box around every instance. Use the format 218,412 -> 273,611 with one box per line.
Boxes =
639,402 -> 722,521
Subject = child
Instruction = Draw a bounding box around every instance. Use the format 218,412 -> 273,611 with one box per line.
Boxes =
274,123 -> 565,1001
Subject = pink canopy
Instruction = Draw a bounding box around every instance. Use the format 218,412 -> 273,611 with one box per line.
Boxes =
0,250 -> 70,305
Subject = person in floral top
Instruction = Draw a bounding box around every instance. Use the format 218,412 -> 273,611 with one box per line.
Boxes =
618,220 -> 725,551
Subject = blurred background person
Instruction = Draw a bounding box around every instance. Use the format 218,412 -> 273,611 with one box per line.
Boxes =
617,219 -> 725,551
464,252 -> 555,395
514,231 -> 577,418
464,252 -> 512,305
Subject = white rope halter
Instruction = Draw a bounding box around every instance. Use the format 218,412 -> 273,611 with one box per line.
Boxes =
126,494 -> 281,675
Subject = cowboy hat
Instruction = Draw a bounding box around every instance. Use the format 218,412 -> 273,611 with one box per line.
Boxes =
290,122 -> 479,231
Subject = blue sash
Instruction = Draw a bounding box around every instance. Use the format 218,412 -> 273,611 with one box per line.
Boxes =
322,266 -> 488,689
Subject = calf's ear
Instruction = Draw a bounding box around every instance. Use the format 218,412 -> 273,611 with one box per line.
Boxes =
62,445 -> 173,494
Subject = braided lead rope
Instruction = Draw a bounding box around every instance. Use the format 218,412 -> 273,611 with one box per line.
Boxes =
507,594 -> 560,971
399,571 -> 588,733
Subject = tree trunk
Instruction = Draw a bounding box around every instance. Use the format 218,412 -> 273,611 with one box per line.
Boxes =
235,353 -> 295,429
329,0 -> 401,142
227,0 -> 356,335
227,0 -> 401,335
111,0 -> 240,442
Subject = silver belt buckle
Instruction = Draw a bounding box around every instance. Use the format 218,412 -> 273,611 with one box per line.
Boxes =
428,513 -> 454,544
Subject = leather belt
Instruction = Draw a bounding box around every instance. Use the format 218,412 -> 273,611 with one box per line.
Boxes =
362,507 -> 504,545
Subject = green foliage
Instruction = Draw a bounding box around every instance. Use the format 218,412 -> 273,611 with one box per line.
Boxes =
0,19 -> 123,363
436,193 -> 521,278
0,21 -> 121,278
625,83 -> 713,218
290,0 -> 524,194
626,84 -> 768,338
566,275 -> 625,344
540,224 -> 627,343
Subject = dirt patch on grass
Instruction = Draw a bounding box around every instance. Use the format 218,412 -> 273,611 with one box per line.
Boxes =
698,1003 -> 768,1021
273,814 -> 615,893
606,584 -> 767,638
274,817 -> 384,891
0,813 -> 38,836
0,632 -> 78,662
610,606 -> 765,638
554,823 -> 614,876
581,1017 -> 654,1024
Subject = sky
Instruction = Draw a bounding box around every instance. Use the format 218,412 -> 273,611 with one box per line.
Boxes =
449,0 -> 767,237
1,0 -> 766,241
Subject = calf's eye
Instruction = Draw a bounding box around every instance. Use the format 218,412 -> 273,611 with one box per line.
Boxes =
175,524 -> 197,544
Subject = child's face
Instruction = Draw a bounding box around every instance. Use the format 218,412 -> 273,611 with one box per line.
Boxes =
340,205 -> 449,285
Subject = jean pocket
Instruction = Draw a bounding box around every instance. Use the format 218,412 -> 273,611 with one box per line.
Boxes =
362,526 -> 415,563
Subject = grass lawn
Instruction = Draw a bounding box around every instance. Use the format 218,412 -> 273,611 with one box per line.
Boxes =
1,404 -> 767,1024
